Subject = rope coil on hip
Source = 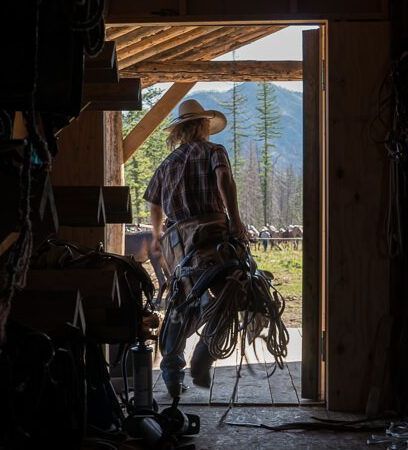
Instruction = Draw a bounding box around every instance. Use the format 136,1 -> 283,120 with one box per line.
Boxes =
159,242 -> 289,369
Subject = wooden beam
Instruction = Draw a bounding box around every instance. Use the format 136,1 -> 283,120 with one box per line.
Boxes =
106,0 -> 389,24
121,60 -> 302,83
117,26 -> 198,63
106,26 -> 141,41
114,25 -> 172,51
118,26 -> 223,69
123,82 -> 196,163
84,41 -> 119,83
183,26 -> 284,61
83,79 -> 141,111
143,26 -> 253,62
138,26 -> 285,88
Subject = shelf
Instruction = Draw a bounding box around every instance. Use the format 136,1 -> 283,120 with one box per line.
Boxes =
102,186 -> 133,223
53,186 -> 106,227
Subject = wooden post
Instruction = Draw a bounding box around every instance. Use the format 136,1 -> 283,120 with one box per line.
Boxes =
52,111 -> 106,248
53,111 -> 125,253
123,82 -> 196,163
105,111 -> 125,254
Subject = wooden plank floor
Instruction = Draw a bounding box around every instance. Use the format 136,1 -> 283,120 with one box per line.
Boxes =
152,328 -> 302,405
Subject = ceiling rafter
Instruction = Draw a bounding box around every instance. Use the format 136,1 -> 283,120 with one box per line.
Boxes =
183,25 -> 284,61
143,26 -> 247,62
106,26 -> 141,41
114,26 -> 172,51
118,26 -> 224,69
117,26 -> 198,63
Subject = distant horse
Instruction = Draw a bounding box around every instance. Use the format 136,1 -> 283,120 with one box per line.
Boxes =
247,225 -> 259,250
287,225 -> 303,249
125,231 -> 168,307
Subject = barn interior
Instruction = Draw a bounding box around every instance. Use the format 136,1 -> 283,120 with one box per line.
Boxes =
1,1 -> 408,449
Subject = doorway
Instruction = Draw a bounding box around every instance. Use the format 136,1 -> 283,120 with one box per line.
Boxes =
119,23 -> 327,405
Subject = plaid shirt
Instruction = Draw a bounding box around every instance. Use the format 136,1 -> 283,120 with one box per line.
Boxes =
143,141 -> 231,222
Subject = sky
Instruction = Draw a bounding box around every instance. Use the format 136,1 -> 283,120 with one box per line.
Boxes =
154,25 -> 318,95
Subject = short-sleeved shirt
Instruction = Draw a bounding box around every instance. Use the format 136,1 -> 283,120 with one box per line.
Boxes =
143,140 -> 231,222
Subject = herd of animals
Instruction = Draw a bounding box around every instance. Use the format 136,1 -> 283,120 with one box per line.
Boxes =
247,224 -> 303,251
124,223 -> 303,306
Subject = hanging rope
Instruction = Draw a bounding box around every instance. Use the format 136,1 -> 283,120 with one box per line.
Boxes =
159,240 -> 290,422
384,53 -> 408,257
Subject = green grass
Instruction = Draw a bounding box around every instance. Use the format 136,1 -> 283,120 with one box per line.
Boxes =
251,246 -> 303,327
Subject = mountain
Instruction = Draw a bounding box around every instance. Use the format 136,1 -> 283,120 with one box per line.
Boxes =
175,82 -> 303,172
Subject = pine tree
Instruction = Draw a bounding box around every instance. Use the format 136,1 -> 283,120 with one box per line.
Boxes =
123,87 -> 171,224
216,53 -> 248,179
255,82 -> 281,226
240,141 -> 263,227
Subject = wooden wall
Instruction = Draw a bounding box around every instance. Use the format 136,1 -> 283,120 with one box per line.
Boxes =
327,21 -> 391,411
52,111 -> 125,254
50,1 -> 395,412
107,0 -> 389,23
52,111 -> 106,248
105,111 -> 125,255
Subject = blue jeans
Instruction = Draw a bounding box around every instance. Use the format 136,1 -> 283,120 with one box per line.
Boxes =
160,296 -> 214,386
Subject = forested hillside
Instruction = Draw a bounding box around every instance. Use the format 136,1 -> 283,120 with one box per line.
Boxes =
183,83 -> 302,172
124,83 -> 303,228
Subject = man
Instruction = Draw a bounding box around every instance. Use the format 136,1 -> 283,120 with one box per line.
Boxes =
143,99 -> 247,397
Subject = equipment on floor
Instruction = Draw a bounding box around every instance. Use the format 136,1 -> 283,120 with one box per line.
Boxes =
115,317 -> 200,449
367,421 -> 408,447
123,396 -> 200,450
131,341 -> 154,410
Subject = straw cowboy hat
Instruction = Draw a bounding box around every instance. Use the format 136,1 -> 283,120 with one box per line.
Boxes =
165,99 -> 227,135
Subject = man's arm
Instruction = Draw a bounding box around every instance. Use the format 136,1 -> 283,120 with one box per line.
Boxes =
215,166 -> 247,239
150,203 -> 163,254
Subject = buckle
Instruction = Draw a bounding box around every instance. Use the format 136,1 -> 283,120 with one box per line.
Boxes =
174,264 -> 181,279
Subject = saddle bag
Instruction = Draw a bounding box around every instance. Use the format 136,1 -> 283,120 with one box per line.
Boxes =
29,239 -> 154,344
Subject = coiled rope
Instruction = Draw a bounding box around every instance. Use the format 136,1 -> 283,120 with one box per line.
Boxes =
160,242 -> 289,403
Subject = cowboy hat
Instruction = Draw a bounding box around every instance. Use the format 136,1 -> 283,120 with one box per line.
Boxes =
165,99 -> 227,135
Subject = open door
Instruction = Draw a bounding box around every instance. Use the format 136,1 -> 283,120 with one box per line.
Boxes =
302,27 -> 325,400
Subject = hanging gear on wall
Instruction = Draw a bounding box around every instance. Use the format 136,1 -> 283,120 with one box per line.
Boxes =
0,0 -> 107,346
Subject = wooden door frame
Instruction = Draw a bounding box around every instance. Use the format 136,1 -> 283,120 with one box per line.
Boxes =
301,25 -> 328,401
117,19 -> 329,403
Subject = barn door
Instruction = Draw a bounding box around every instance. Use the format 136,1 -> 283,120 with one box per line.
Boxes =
301,27 -> 325,400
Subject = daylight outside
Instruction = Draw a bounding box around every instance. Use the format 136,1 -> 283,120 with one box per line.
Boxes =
124,26 -> 306,330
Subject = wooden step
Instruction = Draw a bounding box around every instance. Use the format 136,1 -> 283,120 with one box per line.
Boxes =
31,173 -> 59,238
103,186 -> 132,223
26,269 -> 121,307
53,186 -> 106,227
11,289 -> 85,338
84,41 -> 119,84
82,79 -> 141,111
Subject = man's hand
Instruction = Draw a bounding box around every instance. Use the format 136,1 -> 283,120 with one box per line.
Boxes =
150,203 -> 163,257
230,220 -> 249,242
215,166 -> 247,241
